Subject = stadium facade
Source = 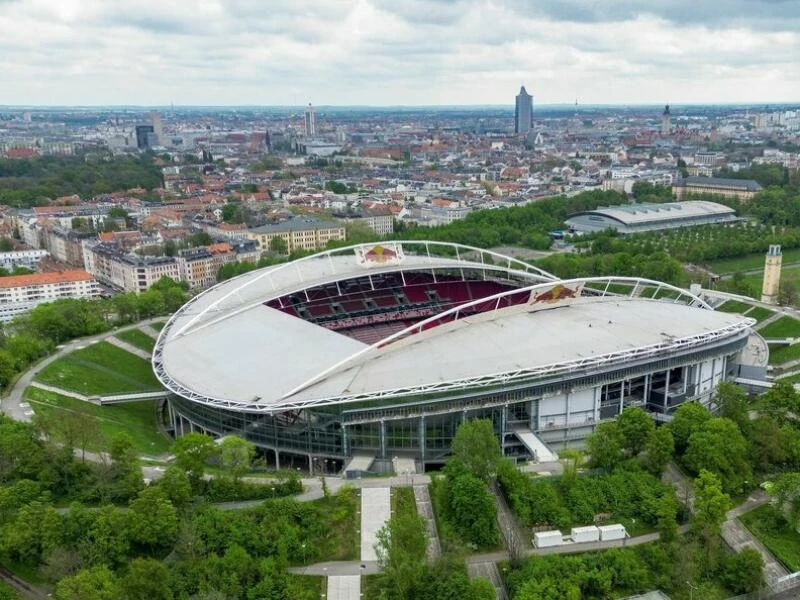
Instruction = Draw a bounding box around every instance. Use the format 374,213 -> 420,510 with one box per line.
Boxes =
154,242 -> 755,473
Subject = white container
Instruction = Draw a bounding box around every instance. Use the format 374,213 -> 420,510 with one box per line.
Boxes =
533,530 -> 564,548
598,524 -> 627,541
571,525 -> 600,543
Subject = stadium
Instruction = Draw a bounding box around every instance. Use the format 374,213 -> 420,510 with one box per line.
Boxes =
153,241 -> 756,474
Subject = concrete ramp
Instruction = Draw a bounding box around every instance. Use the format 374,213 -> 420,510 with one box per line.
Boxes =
344,452 -> 375,479
361,487 -> 391,561
327,576 -> 360,600
513,427 -> 558,462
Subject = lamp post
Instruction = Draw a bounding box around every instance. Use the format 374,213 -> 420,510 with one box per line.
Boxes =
686,580 -> 697,600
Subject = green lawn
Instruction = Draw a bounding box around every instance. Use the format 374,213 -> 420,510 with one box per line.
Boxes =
777,372 -> 800,384
34,341 -> 162,396
114,328 -> 156,353
744,306 -> 775,322
25,387 -> 171,455
706,248 -> 800,274
739,504 -> 800,572
716,300 -> 754,314
759,316 -> 800,339
150,321 -> 167,331
0,579 -> 23,599
392,486 -> 418,518
768,343 -> 800,365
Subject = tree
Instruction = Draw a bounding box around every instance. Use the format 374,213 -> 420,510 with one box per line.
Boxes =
617,407 -> 655,455
0,237 -> 13,251
450,419 -> 501,482
655,492 -> 679,542
54,566 -> 121,600
684,417 -> 752,494
268,235 -> 288,255
156,466 -> 193,509
715,381 -> 750,431
771,472 -> 800,528
220,435 -> 256,483
586,421 -> 624,469
375,511 -> 428,599
720,547 -> 764,594
668,402 -> 710,455
470,577 -> 497,600
120,558 -> 173,600
693,469 -> 731,536
128,487 -> 179,551
171,432 -> 217,487
444,463 -> 498,548
642,426 -> 674,477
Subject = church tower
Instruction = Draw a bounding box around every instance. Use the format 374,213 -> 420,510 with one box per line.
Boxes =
761,245 -> 782,304
661,105 -> 671,136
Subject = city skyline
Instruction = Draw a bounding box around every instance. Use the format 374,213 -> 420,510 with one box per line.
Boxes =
1,0 -> 799,106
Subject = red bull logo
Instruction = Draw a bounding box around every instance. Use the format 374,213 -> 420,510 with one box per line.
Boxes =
530,283 -> 580,304
363,245 -> 398,263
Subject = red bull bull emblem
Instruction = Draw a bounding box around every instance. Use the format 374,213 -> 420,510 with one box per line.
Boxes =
530,283 -> 580,304
363,245 -> 398,263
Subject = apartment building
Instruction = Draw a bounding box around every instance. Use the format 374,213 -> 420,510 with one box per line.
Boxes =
177,248 -> 217,290
84,243 -> 181,293
673,176 -> 763,201
245,219 -> 346,253
0,270 -> 100,321
0,249 -> 48,272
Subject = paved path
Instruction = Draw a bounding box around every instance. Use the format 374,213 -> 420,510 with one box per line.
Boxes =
1,318 -> 164,422
413,485 -> 441,559
106,335 -> 153,360
28,381 -> 94,402
326,575 -> 360,600
289,561 -> 380,577
139,324 -> 160,339
361,487 -> 390,561
722,491 -> 789,588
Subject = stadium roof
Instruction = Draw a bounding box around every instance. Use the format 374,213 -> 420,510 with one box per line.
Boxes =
568,201 -> 734,227
154,243 -> 753,413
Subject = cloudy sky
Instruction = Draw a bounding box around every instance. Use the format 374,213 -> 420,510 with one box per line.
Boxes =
2,0 -> 799,106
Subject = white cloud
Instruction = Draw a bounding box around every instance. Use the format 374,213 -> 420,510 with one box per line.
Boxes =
0,0 -> 798,105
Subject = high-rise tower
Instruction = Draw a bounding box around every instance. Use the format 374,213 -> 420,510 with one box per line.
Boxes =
304,103 -> 316,138
515,86 -> 533,135
761,244 -> 782,304
661,105 -> 671,136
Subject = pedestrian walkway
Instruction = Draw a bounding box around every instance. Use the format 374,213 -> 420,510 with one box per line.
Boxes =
107,336 -> 153,360
413,485 -> 441,559
491,481 -> 529,557
722,491 -> 788,588
28,381 -> 97,403
327,575 -> 360,600
361,487 -> 391,561
140,325 -> 160,339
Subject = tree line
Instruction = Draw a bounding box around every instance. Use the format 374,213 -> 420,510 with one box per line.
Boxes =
0,153 -> 164,208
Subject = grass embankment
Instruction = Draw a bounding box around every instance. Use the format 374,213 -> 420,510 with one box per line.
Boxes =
150,321 -> 167,331
759,316 -> 800,339
768,343 -> 800,365
739,504 -> 800,572
26,387 -> 171,455
34,341 -> 162,396
716,300 -> 754,314
114,328 -> 156,353
706,248 -> 800,274
392,486 -> 418,518
745,306 -> 774,322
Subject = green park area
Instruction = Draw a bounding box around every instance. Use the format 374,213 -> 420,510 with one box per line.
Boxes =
740,504 -> 800,572
25,386 -> 171,455
705,247 -> 800,275
758,316 -> 800,339
34,341 -> 162,396
150,320 -> 167,331
114,328 -> 156,353
768,343 -> 800,365
716,299 -> 755,314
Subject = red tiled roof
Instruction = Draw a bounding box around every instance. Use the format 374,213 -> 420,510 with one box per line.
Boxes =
0,270 -> 94,289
